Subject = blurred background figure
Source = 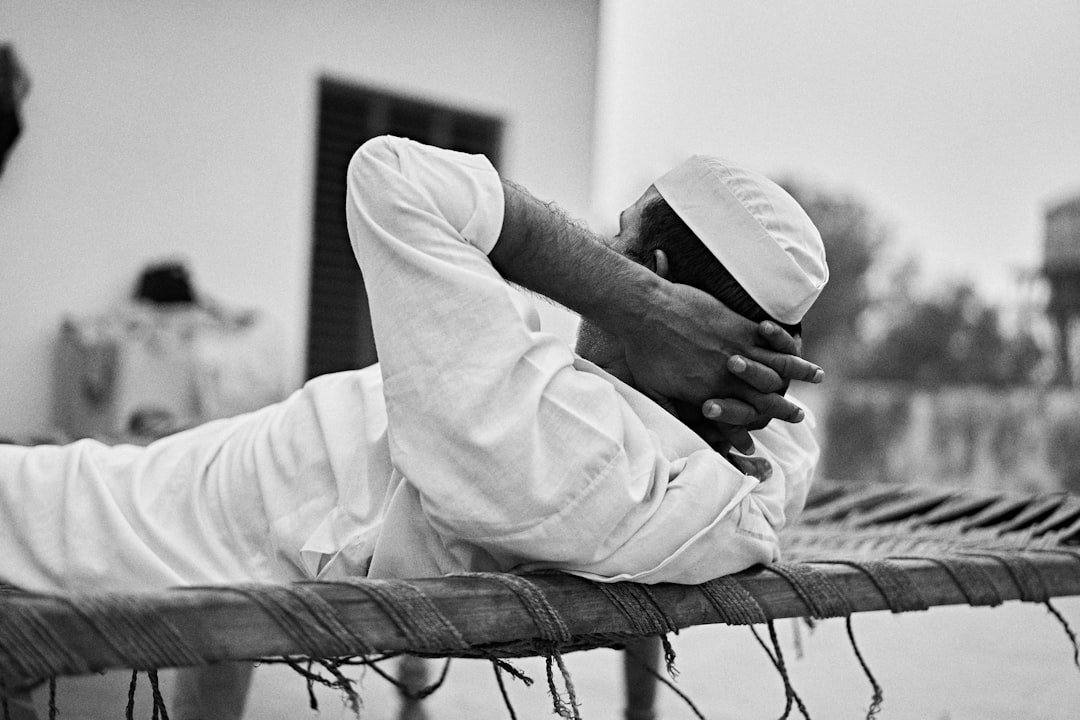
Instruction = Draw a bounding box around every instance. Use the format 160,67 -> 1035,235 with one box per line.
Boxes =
0,43 -> 29,177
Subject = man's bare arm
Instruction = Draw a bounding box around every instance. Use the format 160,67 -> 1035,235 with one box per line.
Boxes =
488,179 -> 822,423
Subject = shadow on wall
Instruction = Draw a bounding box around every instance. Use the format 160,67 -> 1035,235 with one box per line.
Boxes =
822,383 -> 1080,494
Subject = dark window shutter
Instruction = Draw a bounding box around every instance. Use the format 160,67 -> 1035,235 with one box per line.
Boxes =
305,79 -> 502,379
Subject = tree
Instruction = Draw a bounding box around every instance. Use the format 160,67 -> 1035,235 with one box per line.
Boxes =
851,282 -> 1045,387
780,181 -> 887,374
780,181 -> 1047,386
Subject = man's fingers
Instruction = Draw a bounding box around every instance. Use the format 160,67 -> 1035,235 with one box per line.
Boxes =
728,454 -> 773,481
726,429 -> 755,455
697,410 -> 755,455
719,390 -> 804,424
702,398 -> 762,427
752,321 -> 823,383
752,392 -> 806,423
727,355 -> 784,394
757,321 -> 799,354
744,345 -> 824,384
691,421 -> 734,455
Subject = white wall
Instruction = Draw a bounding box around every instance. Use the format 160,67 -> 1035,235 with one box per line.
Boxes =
0,0 -> 599,436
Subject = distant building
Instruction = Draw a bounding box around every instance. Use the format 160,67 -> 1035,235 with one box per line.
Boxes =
1044,194 -> 1080,386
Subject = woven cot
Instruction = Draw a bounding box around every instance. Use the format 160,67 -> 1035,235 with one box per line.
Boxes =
3,480 -> 1080,718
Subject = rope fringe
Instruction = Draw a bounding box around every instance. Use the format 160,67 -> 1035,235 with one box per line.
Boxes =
761,621 -> 811,720
458,573 -> 584,716
492,661 -> 520,720
1044,600 -> 1080,672
148,669 -> 169,720
280,656 -> 362,715
624,640 -> 706,720
844,617 -> 883,720
489,657 -> 535,687
47,678 -> 57,720
125,670 -> 137,720
121,669 -> 170,720
544,653 -> 582,720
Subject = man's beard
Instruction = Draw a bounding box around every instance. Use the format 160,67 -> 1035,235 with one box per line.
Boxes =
575,319 -> 633,384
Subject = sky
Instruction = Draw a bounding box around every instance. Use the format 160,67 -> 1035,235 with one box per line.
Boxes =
593,0 -> 1080,303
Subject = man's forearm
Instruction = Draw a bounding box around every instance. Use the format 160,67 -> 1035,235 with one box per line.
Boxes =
489,179 -> 663,336
487,178 -> 821,423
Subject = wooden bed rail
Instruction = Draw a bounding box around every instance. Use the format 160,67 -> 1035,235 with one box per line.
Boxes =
3,550 -> 1079,689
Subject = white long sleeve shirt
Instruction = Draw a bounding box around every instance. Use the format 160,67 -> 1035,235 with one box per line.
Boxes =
0,136 -> 819,594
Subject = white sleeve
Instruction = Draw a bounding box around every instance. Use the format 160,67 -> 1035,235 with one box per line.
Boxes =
344,135 -> 815,579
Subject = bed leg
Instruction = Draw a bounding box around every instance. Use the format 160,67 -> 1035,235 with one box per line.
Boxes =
623,636 -> 660,720
171,662 -> 253,720
397,655 -> 429,720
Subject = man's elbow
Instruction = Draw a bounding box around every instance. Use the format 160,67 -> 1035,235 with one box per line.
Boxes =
347,135 -> 403,191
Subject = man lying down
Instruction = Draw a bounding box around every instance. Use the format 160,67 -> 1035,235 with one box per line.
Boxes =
0,136 -> 827,595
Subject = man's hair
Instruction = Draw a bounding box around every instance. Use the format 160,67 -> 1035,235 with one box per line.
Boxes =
632,197 -> 802,336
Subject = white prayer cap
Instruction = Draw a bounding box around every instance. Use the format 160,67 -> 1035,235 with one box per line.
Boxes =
653,155 -> 828,325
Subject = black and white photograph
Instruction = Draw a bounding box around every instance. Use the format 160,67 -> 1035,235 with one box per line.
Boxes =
1,2 -> 1079,718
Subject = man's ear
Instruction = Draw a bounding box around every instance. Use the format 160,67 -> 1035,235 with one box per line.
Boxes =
652,248 -> 669,279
